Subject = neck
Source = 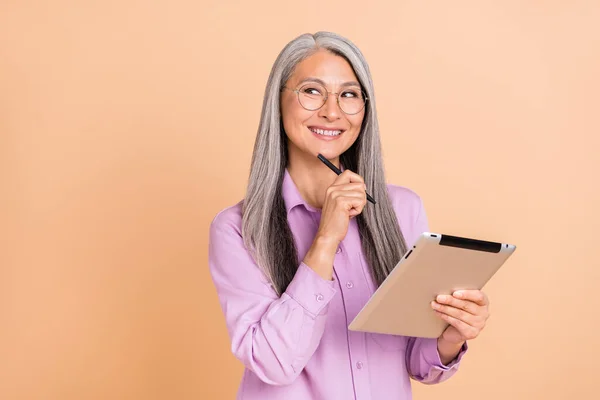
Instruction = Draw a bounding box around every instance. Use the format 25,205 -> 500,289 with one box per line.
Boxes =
287,148 -> 340,209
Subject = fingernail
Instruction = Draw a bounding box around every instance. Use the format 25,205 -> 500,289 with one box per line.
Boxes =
454,291 -> 463,298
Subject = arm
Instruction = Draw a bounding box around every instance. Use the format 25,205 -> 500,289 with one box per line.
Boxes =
208,211 -> 336,386
405,337 -> 468,384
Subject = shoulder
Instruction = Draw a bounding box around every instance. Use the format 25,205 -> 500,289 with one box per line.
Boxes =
386,184 -> 428,247
386,183 -> 424,219
209,200 -> 244,239
208,200 -> 272,287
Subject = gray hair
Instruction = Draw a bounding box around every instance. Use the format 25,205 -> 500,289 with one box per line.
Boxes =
242,31 -> 407,296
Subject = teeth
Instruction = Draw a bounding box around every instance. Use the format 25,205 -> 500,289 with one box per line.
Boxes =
310,127 -> 342,136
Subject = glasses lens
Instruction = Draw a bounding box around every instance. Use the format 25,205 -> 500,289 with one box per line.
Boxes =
297,83 -> 327,110
296,83 -> 367,114
339,88 -> 366,114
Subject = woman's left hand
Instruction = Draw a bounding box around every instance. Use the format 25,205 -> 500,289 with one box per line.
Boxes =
432,290 -> 490,344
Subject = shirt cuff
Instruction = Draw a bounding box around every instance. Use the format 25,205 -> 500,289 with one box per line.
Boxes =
285,262 -> 337,318
422,338 -> 468,370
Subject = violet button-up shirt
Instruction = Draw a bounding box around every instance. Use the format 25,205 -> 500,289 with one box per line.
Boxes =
208,169 -> 467,399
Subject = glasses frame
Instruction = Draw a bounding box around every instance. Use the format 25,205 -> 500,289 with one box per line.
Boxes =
282,83 -> 369,115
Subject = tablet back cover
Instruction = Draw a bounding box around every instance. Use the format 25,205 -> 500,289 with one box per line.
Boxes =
348,233 -> 516,338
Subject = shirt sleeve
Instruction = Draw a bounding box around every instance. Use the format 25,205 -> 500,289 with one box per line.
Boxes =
403,195 -> 469,384
208,208 -> 336,386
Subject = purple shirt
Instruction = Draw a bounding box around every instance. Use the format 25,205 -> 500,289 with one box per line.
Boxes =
208,169 -> 467,399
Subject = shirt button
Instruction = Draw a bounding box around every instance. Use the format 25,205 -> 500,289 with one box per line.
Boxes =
346,281 -> 354,289
316,294 -> 324,302
356,361 -> 363,370
336,247 -> 342,254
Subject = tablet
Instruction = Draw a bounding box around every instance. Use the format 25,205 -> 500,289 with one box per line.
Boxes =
348,232 -> 516,338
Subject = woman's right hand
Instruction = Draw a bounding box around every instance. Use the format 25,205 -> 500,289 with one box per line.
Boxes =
316,169 -> 368,244
303,170 -> 367,280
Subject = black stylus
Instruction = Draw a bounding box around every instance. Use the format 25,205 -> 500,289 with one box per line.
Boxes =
317,153 -> 376,205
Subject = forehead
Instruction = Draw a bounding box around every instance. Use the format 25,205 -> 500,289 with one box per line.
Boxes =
290,49 -> 359,86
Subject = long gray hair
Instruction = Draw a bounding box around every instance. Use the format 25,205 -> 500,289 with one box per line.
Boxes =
242,31 -> 407,296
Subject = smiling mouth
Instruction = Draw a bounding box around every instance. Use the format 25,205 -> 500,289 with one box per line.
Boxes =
308,127 -> 344,137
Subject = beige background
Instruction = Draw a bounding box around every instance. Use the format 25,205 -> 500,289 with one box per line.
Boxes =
2,1 -> 599,399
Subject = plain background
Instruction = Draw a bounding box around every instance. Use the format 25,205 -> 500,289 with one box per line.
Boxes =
2,1 -> 599,399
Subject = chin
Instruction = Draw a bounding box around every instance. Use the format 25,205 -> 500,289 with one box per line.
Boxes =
310,147 -> 341,160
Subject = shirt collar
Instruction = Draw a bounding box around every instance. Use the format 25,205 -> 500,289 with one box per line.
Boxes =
281,164 -> 345,214
282,168 -> 313,214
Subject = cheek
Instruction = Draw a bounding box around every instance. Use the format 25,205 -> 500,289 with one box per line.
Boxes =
281,112 -> 300,139
282,103 -> 312,137
280,100 -> 297,136
348,113 -> 365,135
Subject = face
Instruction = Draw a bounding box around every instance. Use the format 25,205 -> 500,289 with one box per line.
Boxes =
280,49 -> 366,163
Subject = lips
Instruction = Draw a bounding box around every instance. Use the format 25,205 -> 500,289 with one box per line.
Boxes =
308,126 -> 345,137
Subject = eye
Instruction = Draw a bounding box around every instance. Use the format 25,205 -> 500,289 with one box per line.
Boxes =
341,89 -> 362,99
301,86 -> 325,96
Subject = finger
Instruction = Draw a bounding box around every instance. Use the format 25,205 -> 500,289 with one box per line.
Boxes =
326,183 -> 367,200
348,199 -> 367,217
435,312 -> 480,340
329,182 -> 368,192
431,301 -> 482,326
333,169 -> 365,185
453,290 -> 488,306
340,196 -> 367,211
337,196 -> 367,216
435,294 -> 480,316
330,191 -> 367,203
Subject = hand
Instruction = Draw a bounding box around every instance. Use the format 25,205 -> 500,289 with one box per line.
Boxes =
432,290 -> 490,345
302,170 -> 367,281
315,169 -> 367,245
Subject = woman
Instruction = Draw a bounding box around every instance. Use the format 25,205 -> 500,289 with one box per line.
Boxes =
208,31 -> 490,399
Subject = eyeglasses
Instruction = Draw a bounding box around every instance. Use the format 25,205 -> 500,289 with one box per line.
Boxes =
282,82 -> 368,115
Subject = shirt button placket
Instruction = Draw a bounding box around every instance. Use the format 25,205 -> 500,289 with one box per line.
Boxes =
333,243 -> 367,396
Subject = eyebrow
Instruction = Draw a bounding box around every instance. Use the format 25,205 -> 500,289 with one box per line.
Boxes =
297,77 -> 362,88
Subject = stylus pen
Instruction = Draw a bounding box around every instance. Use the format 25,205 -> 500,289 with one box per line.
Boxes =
317,153 -> 376,205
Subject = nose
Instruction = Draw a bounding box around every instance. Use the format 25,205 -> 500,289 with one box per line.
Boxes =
318,92 -> 341,120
